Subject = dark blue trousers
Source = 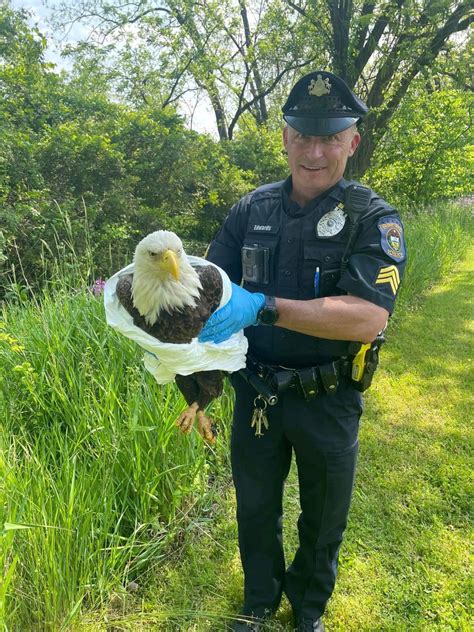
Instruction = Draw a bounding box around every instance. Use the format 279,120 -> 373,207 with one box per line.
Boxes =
230,372 -> 361,619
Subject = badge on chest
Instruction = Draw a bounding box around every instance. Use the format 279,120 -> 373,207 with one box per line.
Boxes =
316,206 -> 347,238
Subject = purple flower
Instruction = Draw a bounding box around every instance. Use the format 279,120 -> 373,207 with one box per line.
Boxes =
92,278 -> 106,296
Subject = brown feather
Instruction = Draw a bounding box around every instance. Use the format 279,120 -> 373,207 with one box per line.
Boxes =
175,370 -> 224,410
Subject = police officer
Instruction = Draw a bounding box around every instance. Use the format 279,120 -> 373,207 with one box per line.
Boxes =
199,71 -> 407,631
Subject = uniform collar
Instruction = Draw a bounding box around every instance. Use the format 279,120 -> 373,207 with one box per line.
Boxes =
281,177 -> 347,217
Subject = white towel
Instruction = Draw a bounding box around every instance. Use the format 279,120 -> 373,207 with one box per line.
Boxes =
104,256 -> 248,384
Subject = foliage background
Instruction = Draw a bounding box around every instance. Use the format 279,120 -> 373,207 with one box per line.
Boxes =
0,3 -> 473,296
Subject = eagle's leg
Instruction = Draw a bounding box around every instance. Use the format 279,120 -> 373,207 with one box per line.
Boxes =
196,409 -> 216,445
194,370 -> 223,444
174,372 -> 222,443
175,402 -> 199,434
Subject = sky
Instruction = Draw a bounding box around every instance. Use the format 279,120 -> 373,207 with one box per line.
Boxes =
11,0 -> 87,70
10,0 -> 217,135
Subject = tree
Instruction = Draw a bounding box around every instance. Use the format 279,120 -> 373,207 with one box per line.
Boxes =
53,0 -> 321,139
51,0 -> 473,174
284,0 -> 474,176
0,5 -> 252,292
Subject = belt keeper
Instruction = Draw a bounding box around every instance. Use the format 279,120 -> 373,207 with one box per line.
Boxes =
319,362 -> 339,395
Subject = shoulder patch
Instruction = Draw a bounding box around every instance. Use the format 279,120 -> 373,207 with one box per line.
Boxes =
377,216 -> 406,261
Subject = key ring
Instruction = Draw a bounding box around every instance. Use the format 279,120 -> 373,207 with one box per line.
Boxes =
253,395 -> 268,411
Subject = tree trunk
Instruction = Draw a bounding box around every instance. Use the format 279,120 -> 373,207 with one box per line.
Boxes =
326,0 -> 353,81
239,0 -> 268,124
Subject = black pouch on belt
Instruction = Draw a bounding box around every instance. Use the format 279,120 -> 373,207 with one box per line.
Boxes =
319,362 -> 339,395
270,370 -> 295,394
295,367 -> 319,400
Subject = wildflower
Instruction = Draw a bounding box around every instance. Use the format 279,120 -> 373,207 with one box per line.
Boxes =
92,278 -> 106,296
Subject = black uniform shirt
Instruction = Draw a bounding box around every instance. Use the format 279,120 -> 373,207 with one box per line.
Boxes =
207,178 -> 407,366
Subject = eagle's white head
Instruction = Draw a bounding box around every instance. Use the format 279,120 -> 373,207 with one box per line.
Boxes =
132,230 -> 202,325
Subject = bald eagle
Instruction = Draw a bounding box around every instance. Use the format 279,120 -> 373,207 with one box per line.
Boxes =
115,230 -> 224,443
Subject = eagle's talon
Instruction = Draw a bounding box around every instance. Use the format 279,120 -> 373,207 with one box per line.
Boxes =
175,403 -> 199,434
197,411 -> 216,444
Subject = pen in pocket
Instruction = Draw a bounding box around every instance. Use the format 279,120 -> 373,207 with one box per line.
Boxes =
314,266 -> 320,298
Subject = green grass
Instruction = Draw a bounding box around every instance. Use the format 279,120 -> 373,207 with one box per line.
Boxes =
391,200 -> 473,317
327,252 -> 473,630
0,201 -> 472,630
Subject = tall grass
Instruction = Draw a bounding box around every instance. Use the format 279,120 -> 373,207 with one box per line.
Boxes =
0,200 -> 472,630
0,289 -> 223,629
393,200 -> 473,316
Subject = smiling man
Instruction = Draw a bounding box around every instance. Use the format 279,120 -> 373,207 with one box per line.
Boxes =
201,71 -> 407,631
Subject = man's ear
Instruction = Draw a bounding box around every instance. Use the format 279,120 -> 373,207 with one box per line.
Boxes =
348,131 -> 361,157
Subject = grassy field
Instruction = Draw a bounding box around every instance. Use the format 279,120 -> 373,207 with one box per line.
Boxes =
0,201 -> 472,630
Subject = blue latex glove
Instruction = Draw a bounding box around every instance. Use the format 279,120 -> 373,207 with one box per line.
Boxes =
198,283 -> 265,344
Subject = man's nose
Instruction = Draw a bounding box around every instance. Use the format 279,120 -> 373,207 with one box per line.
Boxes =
305,138 -> 324,159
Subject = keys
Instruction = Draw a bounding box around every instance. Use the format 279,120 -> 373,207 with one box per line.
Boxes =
250,395 -> 269,437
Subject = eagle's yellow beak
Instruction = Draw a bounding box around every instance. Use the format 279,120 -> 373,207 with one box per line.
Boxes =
160,249 -> 180,281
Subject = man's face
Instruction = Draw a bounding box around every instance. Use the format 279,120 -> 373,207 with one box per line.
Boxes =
283,124 -> 361,204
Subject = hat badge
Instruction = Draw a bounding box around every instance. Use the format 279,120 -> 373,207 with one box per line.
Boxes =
308,75 -> 331,97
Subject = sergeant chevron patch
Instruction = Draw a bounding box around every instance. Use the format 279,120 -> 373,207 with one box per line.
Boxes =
375,265 -> 400,295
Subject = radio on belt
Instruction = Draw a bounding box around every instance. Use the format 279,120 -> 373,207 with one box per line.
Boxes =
241,244 -> 270,284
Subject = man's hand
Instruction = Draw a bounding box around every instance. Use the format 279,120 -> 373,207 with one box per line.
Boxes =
198,283 -> 265,344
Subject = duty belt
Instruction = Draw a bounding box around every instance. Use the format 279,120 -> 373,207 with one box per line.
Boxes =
246,355 -> 352,401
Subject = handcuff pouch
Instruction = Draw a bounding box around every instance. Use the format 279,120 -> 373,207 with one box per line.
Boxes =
270,370 -> 295,394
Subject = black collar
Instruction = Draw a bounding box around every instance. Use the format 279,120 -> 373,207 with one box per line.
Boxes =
281,177 -> 346,217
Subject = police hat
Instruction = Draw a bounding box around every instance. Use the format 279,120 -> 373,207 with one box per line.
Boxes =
282,71 -> 368,136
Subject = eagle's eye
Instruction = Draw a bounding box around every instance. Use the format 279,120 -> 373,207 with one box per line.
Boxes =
148,250 -> 158,257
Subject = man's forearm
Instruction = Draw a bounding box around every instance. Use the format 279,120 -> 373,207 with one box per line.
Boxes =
274,295 -> 388,343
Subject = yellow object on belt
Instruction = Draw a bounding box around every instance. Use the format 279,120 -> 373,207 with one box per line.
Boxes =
351,343 -> 371,382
